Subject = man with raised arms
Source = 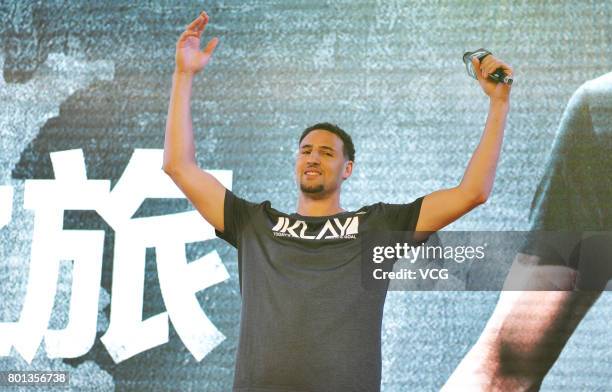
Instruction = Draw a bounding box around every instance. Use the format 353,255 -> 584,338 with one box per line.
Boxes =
163,10 -> 512,392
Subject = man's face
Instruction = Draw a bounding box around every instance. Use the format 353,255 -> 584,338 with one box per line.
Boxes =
295,129 -> 352,198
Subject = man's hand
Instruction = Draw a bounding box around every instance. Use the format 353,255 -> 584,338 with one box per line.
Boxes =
175,11 -> 219,75
472,55 -> 513,102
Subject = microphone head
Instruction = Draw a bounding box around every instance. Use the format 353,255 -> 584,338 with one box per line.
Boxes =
463,48 -> 491,79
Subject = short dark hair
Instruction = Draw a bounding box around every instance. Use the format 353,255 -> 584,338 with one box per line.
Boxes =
299,122 -> 355,162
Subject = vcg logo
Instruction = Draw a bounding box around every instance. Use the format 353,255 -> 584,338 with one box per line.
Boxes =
271,216 -> 359,240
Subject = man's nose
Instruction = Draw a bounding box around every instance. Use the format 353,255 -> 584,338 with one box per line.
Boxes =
306,151 -> 321,163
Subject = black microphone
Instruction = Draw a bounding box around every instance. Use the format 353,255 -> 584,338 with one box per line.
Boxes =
463,48 -> 513,85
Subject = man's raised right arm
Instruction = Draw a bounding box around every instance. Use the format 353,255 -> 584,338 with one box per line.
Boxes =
162,11 -> 225,232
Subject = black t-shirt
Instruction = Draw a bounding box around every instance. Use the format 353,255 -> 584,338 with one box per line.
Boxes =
521,73 -> 612,290
216,190 -> 424,392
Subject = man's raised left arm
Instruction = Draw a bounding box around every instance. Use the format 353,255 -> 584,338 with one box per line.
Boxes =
416,55 -> 513,233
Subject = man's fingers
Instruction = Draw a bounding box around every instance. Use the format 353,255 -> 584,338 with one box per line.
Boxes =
186,11 -> 208,32
203,37 -> 219,56
477,55 -> 489,78
487,62 -> 512,78
501,63 -> 513,77
479,55 -> 493,67
199,11 -> 209,31
480,55 -> 513,78
196,11 -> 209,33
481,55 -> 500,78
186,14 -> 202,31
485,58 -> 502,75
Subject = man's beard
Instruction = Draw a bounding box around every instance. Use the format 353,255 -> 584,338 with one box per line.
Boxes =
300,182 -> 325,194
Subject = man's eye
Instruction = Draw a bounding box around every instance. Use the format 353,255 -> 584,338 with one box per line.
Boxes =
325,152 -> 333,157
301,150 -> 311,155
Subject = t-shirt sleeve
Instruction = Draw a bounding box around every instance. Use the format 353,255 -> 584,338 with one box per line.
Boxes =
215,190 -> 259,248
375,196 -> 425,232
520,83 -> 597,267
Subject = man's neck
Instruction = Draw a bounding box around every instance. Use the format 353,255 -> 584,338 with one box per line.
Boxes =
296,192 -> 344,217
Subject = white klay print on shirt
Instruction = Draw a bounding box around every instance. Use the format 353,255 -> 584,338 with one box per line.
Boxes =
271,216 -> 359,240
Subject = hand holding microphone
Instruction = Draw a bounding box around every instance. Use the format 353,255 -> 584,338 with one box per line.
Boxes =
464,48 -> 513,101
464,49 -> 513,85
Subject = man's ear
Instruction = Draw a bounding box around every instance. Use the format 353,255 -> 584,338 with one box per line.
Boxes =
342,161 -> 353,180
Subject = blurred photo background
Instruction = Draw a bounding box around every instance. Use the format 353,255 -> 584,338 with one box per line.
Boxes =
1,1 -> 611,390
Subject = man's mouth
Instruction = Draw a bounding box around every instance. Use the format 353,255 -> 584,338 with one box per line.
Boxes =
304,169 -> 321,177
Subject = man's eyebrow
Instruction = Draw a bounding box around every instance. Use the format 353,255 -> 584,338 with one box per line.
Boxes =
299,144 -> 336,152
